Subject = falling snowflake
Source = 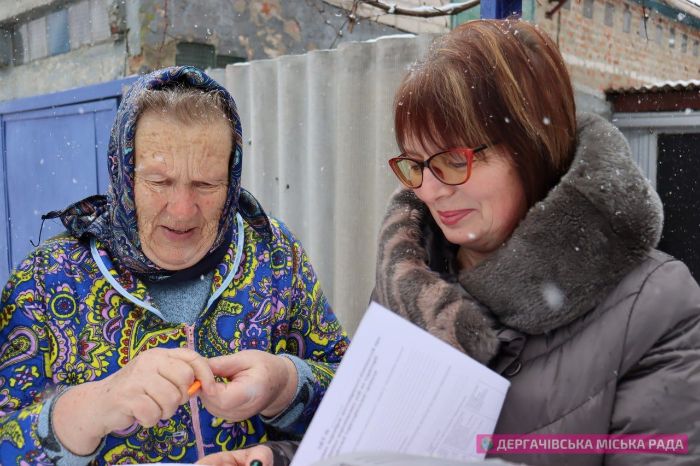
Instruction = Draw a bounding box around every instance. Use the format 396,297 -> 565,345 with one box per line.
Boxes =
542,282 -> 565,311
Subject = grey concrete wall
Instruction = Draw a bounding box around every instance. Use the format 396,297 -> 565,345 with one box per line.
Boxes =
0,0 -> 405,100
0,0 -> 134,102
0,40 -> 126,101
0,0 -> 65,22
134,0 -> 404,70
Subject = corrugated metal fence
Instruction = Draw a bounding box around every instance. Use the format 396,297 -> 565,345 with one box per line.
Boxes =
225,35 -> 434,333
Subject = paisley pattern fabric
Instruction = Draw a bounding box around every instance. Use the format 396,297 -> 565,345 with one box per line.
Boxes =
0,217 -> 348,464
56,66 -> 272,276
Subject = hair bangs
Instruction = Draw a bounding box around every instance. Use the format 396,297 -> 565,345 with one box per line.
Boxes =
394,61 -> 491,156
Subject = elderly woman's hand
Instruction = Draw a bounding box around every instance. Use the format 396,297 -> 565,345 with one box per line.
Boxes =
196,444 -> 273,466
52,347 -> 215,455
199,350 -> 298,422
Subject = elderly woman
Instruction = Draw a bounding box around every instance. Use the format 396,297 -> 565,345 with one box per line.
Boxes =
373,19 -> 700,466
0,66 -> 347,465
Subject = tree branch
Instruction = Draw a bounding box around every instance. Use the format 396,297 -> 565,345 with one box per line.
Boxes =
545,0 -> 567,19
320,0 -> 480,18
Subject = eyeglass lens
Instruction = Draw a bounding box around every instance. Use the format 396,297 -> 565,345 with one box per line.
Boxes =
394,150 -> 470,187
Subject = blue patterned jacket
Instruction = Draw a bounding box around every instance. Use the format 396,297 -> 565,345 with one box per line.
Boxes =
0,217 -> 348,464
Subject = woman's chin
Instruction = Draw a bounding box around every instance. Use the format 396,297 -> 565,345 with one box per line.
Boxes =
441,229 -> 480,247
145,250 -> 206,271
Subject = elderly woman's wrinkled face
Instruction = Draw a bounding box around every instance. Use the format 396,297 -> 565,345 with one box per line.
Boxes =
134,111 -> 231,270
409,139 -> 527,268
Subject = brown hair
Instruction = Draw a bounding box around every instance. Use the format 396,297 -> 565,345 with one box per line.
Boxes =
394,19 -> 577,207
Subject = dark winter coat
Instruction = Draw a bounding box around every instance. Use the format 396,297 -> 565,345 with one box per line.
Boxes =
373,113 -> 700,465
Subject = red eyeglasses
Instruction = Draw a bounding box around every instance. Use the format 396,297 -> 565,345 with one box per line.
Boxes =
388,145 -> 488,189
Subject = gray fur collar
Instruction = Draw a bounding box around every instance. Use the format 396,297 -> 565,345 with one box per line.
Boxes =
373,113 -> 663,362
461,113 -> 663,333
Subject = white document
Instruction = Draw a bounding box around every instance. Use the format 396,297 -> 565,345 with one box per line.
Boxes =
292,302 -> 510,466
310,451 -> 520,466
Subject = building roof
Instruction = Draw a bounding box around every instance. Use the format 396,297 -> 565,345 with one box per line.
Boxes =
606,80 -> 700,112
607,80 -> 700,95
665,0 -> 700,21
628,0 -> 700,29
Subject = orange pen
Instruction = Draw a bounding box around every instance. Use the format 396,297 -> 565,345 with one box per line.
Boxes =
187,380 -> 202,396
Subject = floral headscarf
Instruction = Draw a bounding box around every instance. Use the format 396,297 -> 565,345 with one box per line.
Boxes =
55,66 -> 271,275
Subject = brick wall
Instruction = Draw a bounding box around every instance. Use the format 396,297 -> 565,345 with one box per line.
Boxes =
328,0 -> 699,91
535,0 -> 700,91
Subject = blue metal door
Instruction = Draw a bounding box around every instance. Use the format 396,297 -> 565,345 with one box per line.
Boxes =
2,100 -> 116,275
0,77 -> 136,284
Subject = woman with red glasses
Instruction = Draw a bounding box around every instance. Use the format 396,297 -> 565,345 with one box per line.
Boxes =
374,19 -> 700,466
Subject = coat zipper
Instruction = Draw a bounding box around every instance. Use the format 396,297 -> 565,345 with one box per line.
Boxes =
186,324 -> 206,460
